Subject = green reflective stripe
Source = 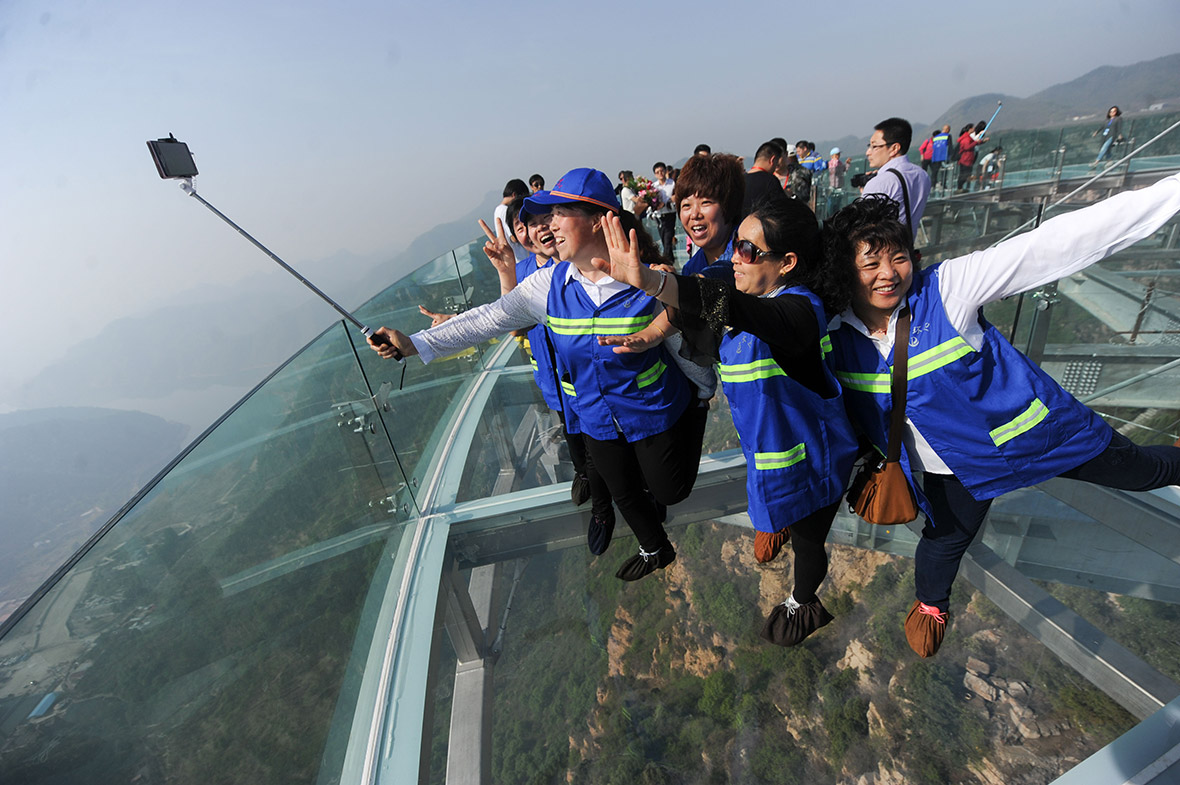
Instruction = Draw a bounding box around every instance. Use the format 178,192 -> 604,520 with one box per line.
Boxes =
636,360 -> 667,388
561,380 -> 577,397
530,357 -> 539,370
836,370 -> 891,394
908,337 -> 973,378
718,358 -> 787,384
754,444 -> 807,470
989,398 -> 1049,446
546,314 -> 655,336
820,334 -> 833,358
835,336 -> 975,393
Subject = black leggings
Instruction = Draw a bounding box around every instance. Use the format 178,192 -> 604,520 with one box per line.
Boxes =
787,500 -> 842,604
582,402 -> 708,551
558,411 -> 613,518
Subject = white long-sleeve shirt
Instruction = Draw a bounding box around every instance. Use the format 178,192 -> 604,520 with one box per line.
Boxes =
410,263 -> 718,398
838,172 -> 1180,473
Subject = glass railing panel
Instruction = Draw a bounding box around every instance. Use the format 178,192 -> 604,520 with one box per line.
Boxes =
426,525 -> 1134,785
0,322 -> 416,785
348,247 -> 527,499
451,369 -> 565,503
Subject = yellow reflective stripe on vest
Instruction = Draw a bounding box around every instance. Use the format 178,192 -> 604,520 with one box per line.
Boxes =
836,335 -> 974,393
561,380 -> 576,397
989,398 -> 1049,446
718,357 -> 787,384
546,314 -> 655,336
636,359 -> 667,389
754,444 -> 807,470
530,357 -> 539,370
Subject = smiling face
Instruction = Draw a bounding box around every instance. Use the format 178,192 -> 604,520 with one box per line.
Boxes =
732,215 -> 795,296
678,193 -> 731,260
548,204 -> 603,263
525,212 -> 557,260
851,241 -> 913,327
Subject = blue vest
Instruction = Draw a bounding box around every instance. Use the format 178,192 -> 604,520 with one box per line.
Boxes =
829,265 -> 1111,502
931,133 -> 951,163
683,231 -> 736,283
719,287 -> 859,532
515,254 -> 562,411
545,262 -> 691,442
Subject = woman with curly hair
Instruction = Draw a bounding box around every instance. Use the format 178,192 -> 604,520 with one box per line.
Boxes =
818,176 -> 1180,657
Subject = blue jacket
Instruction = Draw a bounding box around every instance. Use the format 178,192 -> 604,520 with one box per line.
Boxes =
515,254 -> 562,411
829,264 -> 1111,503
546,262 -> 692,442
931,132 -> 951,163
683,231 -> 736,283
719,287 -> 859,532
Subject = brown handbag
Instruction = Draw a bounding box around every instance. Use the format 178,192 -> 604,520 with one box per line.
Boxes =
847,307 -> 920,525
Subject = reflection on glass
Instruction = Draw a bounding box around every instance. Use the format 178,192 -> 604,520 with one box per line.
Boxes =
0,323 -> 413,784
431,523 -> 1133,785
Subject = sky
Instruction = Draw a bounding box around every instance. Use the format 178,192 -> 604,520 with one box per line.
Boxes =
2,0 -> 1180,419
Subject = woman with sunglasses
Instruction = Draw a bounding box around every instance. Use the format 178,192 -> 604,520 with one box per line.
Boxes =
369,168 -> 714,581
594,198 -> 859,647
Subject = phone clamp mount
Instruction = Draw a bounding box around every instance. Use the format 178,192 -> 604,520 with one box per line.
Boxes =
146,135 -> 401,361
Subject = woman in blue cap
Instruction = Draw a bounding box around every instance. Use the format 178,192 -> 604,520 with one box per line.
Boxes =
369,168 -> 714,581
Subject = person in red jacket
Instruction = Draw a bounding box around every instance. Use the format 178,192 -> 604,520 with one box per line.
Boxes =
956,121 -> 989,192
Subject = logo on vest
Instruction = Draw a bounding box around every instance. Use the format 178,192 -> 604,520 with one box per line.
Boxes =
909,321 -> 933,348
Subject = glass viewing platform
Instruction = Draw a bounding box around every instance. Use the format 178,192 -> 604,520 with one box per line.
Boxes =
3,121 -> 1180,785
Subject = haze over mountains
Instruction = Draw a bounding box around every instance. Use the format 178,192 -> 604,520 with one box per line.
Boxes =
3,51 -> 1179,614
818,52 -> 1180,169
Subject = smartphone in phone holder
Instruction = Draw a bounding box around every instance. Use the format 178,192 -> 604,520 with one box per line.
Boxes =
147,135 -> 199,179
147,134 -> 401,359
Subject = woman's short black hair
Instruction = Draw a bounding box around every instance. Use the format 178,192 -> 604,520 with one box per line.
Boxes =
818,195 -> 916,314
747,197 -> 822,290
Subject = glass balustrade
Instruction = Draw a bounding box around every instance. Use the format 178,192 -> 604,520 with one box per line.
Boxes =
2,143 -> 1179,785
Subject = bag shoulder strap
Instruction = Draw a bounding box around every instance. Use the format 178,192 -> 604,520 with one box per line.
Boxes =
884,307 -> 911,463
887,168 -> 914,229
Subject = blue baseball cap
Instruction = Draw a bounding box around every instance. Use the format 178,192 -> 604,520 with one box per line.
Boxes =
521,168 -> 620,218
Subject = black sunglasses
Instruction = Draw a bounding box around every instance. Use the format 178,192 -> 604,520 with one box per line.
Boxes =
733,238 -> 782,264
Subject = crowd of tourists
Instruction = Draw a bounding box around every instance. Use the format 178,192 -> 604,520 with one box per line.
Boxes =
368,116 -> 1180,659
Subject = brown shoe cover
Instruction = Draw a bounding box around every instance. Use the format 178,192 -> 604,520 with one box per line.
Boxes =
754,529 -> 789,563
904,599 -> 947,658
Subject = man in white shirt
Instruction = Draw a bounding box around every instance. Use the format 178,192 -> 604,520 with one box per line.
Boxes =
652,161 -> 677,259
492,178 -> 531,261
862,117 -> 931,240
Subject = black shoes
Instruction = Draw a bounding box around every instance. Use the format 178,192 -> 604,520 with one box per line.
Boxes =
760,595 -> 834,647
587,509 -> 615,556
615,542 -> 676,581
571,473 -> 591,506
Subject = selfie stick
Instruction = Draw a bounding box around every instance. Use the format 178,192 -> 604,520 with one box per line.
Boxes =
982,101 -> 1003,134
147,134 -> 401,360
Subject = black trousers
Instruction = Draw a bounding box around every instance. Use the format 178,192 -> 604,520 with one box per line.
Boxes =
559,411 -> 614,518
582,402 -> 708,551
916,432 -> 1180,611
786,500 -> 842,604
655,213 -> 677,261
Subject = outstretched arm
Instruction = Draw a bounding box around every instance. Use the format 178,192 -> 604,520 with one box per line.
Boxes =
940,173 -> 1180,318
